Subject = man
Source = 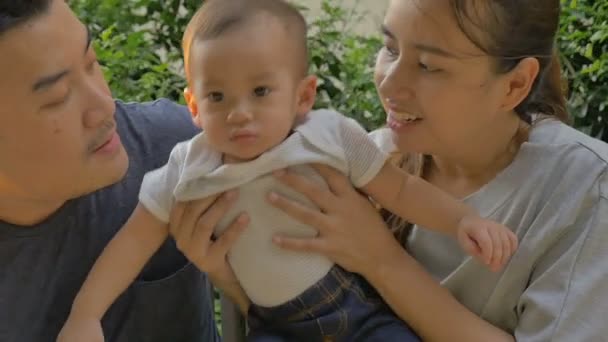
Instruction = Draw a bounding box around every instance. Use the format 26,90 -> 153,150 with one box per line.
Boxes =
0,0 -> 220,341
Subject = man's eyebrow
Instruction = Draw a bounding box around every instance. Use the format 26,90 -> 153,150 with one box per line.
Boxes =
32,26 -> 92,92
84,25 -> 92,54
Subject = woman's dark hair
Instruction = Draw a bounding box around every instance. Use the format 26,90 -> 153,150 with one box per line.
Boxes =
387,0 -> 568,244
0,0 -> 52,37
451,0 -> 568,124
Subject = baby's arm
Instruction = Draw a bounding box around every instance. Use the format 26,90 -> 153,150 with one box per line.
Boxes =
58,204 -> 168,341
333,114 -> 516,269
362,162 -> 517,270
362,161 -> 474,236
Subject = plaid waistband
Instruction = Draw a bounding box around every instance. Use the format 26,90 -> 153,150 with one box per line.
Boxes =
248,265 -> 373,324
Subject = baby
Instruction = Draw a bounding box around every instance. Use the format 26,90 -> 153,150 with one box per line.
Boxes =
58,0 -> 518,341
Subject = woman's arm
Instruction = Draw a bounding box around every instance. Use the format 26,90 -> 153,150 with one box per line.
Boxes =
269,165 -> 513,341
362,161 -> 474,236
367,248 -> 514,342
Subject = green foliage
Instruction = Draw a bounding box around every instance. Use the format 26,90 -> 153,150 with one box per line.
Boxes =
69,0 -> 202,102
71,0 -> 608,140
559,0 -> 608,140
307,1 -> 384,130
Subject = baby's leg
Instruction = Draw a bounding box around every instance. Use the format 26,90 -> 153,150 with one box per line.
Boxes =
247,266 -> 360,341
247,330 -> 289,342
324,268 -> 420,342
247,265 -> 420,341
349,310 -> 420,342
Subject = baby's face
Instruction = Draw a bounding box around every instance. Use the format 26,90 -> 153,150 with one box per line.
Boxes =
186,15 -> 313,163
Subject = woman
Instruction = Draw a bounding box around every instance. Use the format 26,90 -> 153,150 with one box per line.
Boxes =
171,0 -> 608,340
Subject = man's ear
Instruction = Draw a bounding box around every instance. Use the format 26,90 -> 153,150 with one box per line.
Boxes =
295,75 -> 317,117
499,57 -> 540,112
183,87 -> 202,128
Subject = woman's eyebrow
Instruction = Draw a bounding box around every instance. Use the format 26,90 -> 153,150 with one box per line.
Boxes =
413,43 -> 457,58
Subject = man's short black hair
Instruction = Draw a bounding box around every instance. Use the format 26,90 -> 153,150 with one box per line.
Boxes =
0,0 -> 52,37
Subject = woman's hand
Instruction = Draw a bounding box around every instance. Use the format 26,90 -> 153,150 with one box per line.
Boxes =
268,164 -> 406,278
169,190 -> 247,289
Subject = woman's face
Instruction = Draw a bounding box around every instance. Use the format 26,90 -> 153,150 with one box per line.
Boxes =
374,0 -> 513,156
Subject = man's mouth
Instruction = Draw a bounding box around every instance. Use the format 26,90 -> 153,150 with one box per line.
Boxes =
89,124 -> 121,155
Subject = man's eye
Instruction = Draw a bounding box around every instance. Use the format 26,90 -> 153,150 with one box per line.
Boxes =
43,92 -> 71,109
208,92 -> 224,102
253,86 -> 270,97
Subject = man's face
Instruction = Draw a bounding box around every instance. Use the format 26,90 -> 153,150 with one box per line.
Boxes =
0,0 -> 128,202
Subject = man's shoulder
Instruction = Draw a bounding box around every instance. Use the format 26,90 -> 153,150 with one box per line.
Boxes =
115,98 -> 196,134
114,98 -> 200,170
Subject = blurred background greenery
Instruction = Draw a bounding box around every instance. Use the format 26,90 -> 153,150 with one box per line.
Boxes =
69,0 -> 608,139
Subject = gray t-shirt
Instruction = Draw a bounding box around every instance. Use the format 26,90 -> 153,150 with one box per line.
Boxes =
398,119 -> 608,341
0,100 -> 220,342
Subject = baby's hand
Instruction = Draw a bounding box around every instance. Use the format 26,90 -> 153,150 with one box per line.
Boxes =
56,315 -> 104,342
456,215 -> 518,272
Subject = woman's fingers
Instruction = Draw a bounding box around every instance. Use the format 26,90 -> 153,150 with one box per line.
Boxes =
273,168 -> 334,211
208,212 -> 249,257
273,235 -> 328,254
311,163 -> 353,196
170,191 -> 238,255
267,191 -> 329,231
171,194 -> 220,239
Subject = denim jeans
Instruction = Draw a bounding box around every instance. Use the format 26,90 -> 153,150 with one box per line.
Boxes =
247,265 -> 420,342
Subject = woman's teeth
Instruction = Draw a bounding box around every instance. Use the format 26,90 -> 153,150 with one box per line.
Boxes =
391,112 -> 419,122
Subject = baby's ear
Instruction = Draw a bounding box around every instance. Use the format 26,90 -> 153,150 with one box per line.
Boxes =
183,88 -> 202,128
296,75 -> 318,117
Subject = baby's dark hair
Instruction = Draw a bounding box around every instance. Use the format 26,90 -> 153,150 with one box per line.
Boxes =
183,0 -> 308,82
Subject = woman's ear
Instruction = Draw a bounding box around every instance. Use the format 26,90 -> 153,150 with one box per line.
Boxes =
295,75 -> 318,117
500,57 -> 540,111
183,87 -> 202,128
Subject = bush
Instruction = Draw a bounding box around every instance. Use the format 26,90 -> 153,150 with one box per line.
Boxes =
559,0 -> 608,140
307,1 -> 384,130
69,0 -> 201,102
71,0 -> 608,140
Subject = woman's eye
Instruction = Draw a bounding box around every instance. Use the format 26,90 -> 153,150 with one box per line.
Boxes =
385,46 -> 399,57
208,92 -> 224,102
418,62 -> 440,73
254,86 -> 270,97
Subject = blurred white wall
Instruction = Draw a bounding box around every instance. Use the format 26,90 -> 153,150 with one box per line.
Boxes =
294,0 -> 389,35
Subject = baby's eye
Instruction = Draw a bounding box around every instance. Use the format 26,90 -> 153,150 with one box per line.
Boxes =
208,92 -> 224,102
253,86 -> 270,97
